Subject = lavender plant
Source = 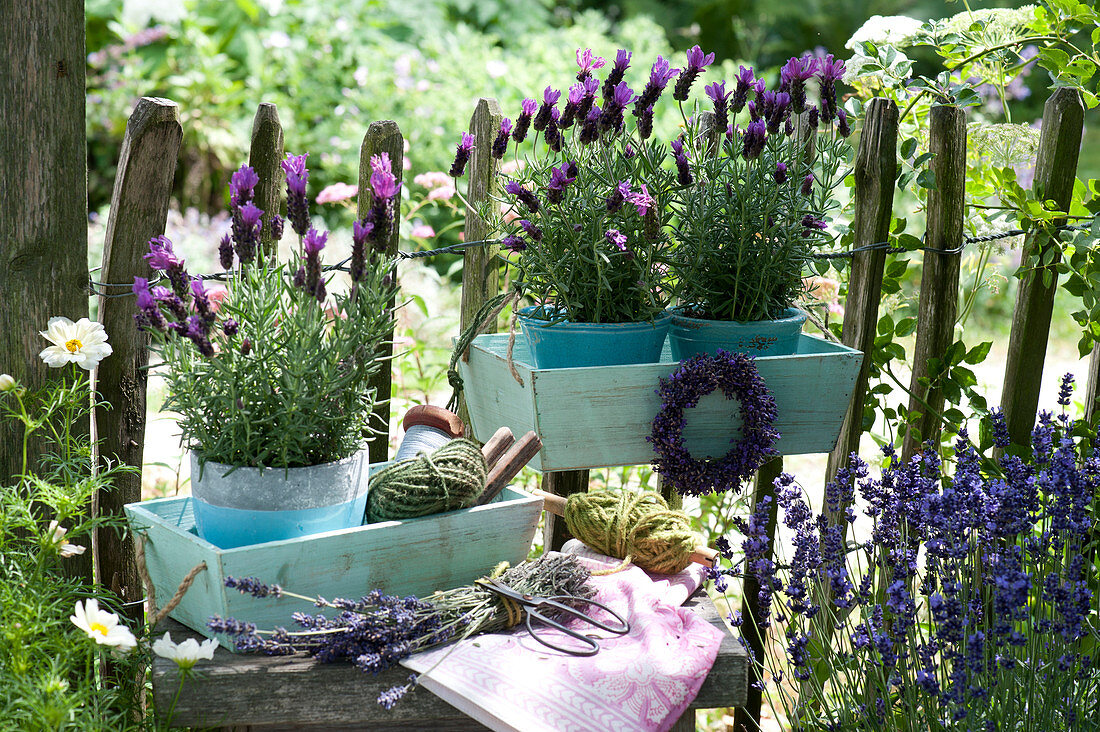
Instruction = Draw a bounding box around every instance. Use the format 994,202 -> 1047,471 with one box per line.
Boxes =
668,57 -> 854,322
713,378 -> 1099,730
451,48 -> 692,324
135,155 -> 398,469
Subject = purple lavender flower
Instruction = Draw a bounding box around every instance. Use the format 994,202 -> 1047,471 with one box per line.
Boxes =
282,153 -> 311,237
153,285 -> 188,322
808,105 -> 820,130
634,56 -> 678,115
449,132 -> 474,178
671,138 -> 692,186
225,576 -> 284,599
351,219 -> 373,283
501,234 -> 526,252
229,165 -> 259,206
1058,373 -> 1075,407
579,104 -> 601,145
302,228 -> 327,301
599,81 -> 634,132
602,49 -> 631,102
560,84 -> 584,129
377,680 -> 414,710
606,180 -> 630,211
505,181 -> 540,213
801,173 -> 814,196
232,201 -> 264,265
518,219 -> 542,242
818,55 -> 846,121
370,153 -> 400,199
780,56 -> 819,114
731,66 -> 755,114
673,45 -> 715,101
576,76 -> 600,122
545,108 -> 563,152
626,184 -> 655,217
223,318 -> 239,337
763,91 -> 791,135
742,119 -> 766,160
802,214 -> 828,236
575,48 -> 605,82
605,229 -> 631,259
705,81 -> 731,137
191,277 -> 216,323
132,277 -> 167,331
547,163 -> 577,204
144,235 -> 183,271
774,162 -> 788,184
513,98 -> 537,143
533,86 -> 560,132
240,337 -> 252,356
636,104 -> 654,140
837,107 -> 851,138
218,233 -> 234,270
184,315 -> 215,357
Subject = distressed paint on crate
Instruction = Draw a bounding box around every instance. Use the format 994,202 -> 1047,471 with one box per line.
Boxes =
458,333 -> 865,471
125,485 -> 541,651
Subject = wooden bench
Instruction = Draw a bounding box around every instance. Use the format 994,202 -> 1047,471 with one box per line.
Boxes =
153,591 -> 748,731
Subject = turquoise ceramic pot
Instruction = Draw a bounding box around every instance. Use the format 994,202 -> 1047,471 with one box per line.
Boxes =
668,307 -> 808,360
518,306 -> 672,369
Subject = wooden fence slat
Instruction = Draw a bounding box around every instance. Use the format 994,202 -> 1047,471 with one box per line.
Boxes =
901,105 -> 967,460
824,98 -> 899,495
999,88 -> 1085,447
248,103 -> 285,259
358,120 -> 404,465
459,98 -> 504,334
95,97 -> 182,622
1087,343 -> 1100,426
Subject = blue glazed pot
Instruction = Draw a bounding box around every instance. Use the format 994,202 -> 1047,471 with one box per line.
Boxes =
668,307 -> 808,360
518,306 -> 672,369
189,451 -> 370,549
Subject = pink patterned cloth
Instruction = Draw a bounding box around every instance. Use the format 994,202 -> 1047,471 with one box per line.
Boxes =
401,542 -> 724,732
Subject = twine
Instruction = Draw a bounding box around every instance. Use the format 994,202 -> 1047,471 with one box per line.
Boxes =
564,490 -> 700,575
446,289 -> 522,411
135,533 -> 208,627
365,439 -> 488,522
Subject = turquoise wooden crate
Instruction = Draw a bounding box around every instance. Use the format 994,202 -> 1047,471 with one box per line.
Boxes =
125,485 -> 541,651
458,333 -> 864,471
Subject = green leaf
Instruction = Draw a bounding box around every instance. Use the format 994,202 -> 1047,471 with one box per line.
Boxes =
895,317 -> 917,337
963,341 -> 992,364
917,169 -> 937,191
900,138 -> 918,160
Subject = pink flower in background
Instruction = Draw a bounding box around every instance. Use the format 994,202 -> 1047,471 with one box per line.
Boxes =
414,171 -> 452,189
501,202 -> 522,225
315,182 -> 358,204
410,223 -> 436,239
427,185 -> 456,202
500,159 -> 526,176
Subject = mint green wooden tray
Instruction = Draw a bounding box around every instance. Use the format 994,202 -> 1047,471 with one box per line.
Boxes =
125,486 -> 541,651
458,333 -> 864,472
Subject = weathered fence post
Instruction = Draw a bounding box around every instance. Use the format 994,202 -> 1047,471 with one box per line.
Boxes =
824,98 -> 899,494
359,121 -> 405,465
248,103 -> 285,259
1087,344 -> 1100,426
458,99 -> 504,340
999,88 -> 1085,446
901,105 -> 966,460
95,98 -> 182,622
1,0 -> 91,578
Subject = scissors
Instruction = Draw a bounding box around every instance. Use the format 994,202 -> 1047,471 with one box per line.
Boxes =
476,577 -> 631,657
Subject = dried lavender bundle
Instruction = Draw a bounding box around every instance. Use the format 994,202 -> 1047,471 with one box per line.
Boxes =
207,553 -> 593,707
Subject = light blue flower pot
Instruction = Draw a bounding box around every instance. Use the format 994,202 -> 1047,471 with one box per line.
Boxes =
668,307 -> 808,360
517,306 -> 672,369
189,451 -> 370,549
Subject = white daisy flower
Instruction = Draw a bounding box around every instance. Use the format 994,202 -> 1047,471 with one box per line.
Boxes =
152,632 -> 218,670
39,317 -> 113,370
46,520 -> 86,558
0,374 -> 14,391
70,598 -> 137,653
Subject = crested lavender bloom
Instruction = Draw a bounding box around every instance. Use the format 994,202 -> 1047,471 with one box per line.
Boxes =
606,180 -> 630,211
501,234 -> 526,252
780,56 -> 819,114
802,214 -> 828,236
818,55 -> 846,121
282,153 -> 311,237
505,181 -> 540,213
302,228 -> 328,301
801,173 -> 814,196
547,163 -> 577,204
368,153 -> 400,247
132,277 -> 167,331
218,233 -> 234,270
671,138 -> 693,185
545,108 -> 563,152
602,49 -> 632,102
191,277 -> 216,323
233,201 -> 264,265
518,219 -> 542,242
731,66 -> 755,113
153,285 -> 188,322
223,318 -> 239,337
229,165 -> 259,206
513,98 -> 537,143
351,219 -> 373,283
599,81 -> 634,132
808,105 -> 820,130
742,119 -> 766,160
626,184 -> 655,217
837,107 -> 851,138
145,236 -> 191,301
673,45 -> 715,101
184,315 -> 215,357
636,104 -> 654,140
634,56 -> 678,115
533,86 -> 560,132
605,228 -> 631,259
560,84 -> 584,129
575,76 -> 600,123
763,91 -> 791,135
774,162 -> 788,184
579,103 -> 601,145
705,81 -> 731,136
270,214 -> 284,242
575,48 -> 605,82
490,117 -> 510,159
449,132 -> 474,178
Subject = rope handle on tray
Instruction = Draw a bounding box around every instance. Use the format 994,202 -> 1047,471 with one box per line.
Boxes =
447,289 -> 523,411
136,533 -> 208,627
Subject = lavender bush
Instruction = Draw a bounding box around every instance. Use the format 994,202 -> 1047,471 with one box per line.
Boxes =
668,56 -> 853,322
135,155 -> 398,469
714,378 -> 1098,730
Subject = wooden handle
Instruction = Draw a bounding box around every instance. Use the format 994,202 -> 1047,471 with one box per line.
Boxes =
475,431 -> 542,505
402,405 -> 465,438
530,489 -> 719,569
480,426 -> 515,470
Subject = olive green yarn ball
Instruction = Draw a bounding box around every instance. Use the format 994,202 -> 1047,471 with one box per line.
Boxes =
365,439 -> 487,523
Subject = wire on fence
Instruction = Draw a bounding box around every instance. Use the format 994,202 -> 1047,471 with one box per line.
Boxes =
85,222 -> 1095,299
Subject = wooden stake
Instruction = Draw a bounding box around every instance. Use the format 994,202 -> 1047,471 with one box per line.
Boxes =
248,103 -> 284,260
477,431 -> 542,505
999,88 -> 1085,447
95,97 -> 182,624
480,426 -> 515,469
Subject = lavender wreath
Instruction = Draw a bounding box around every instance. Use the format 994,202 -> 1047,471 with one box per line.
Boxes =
649,349 -> 780,496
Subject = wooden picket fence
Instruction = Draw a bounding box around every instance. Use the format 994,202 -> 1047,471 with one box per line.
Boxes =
85,87 -> 1094,729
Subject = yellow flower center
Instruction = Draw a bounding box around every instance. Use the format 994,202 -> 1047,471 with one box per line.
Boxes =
89,621 -> 109,636
65,339 -> 83,354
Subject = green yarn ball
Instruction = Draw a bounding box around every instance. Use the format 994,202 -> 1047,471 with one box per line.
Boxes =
563,490 -> 700,575
365,439 -> 487,523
